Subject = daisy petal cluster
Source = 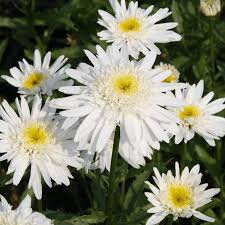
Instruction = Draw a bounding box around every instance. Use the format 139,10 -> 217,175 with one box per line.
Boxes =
98,0 -> 182,58
145,162 -> 220,224
168,80 -> 225,146
0,95 -> 83,199
2,49 -> 73,97
50,45 -> 185,170
155,62 -> 180,83
0,195 -> 53,225
200,0 -> 221,16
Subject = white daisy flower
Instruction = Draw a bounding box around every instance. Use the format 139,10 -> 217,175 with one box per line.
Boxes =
0,195 -> 53,225
200,0 -> 221,16
50,45 -> 185,169
145,162 -> 220,225
1,49 -> 73,97
97,0 -> 182,58
168,80 -> 225,146
0,96 -> 83,199
155,63 -> 180,83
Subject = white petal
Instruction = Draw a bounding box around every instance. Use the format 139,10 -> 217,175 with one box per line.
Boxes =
193,210 -> 215,222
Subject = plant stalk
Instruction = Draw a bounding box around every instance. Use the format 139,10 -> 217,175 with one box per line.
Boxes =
105,126 -> 120,225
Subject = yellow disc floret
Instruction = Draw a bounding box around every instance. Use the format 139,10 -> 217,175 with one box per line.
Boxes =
167,183 -> 193,209
22,122 -> 52,153
179,105 -> 201,121
112,74 -> 139,96
23,72 -> 46,90
163,74 -> 178,83
118,17 -> 141,32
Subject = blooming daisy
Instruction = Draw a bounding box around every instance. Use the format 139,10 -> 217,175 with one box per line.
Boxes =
200,0 -> 221,16
97,0 -> 182,58
50,45 -> 185,169
155,63 -> 180,83
0,96 -> 83,199
168,80 -> 225,146
0,195 -> 53,225
145,162 -> 220,224
1,49 -> 73,97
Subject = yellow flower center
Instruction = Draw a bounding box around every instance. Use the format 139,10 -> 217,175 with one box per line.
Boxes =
167,184 -> 193,209
163,74 -> 177,83
22,122 -> 52,152
118,17 -> 141,32
23,72 -> 46,90
179,105 -> 201,120
112,74 -> 139,96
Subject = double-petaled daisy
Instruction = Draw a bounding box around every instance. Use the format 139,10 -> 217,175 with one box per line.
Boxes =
0,195 -> 53,225
155,63 -> 180,83
1,49 -> 73,97
97,0 -> 182,58
0,96 -> 83,199
145,162 -> 220,224
50,45 -> 185,169
200,0 -> 221,16
167,80 -> 225,146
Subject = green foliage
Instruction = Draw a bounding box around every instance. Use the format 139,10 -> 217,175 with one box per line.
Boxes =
0,0 -> 224,225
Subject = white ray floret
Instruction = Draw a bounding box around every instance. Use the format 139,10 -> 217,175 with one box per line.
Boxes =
0,195 -> 53,225
167,80 -> 225,146
97,0 -> 182,58
145,162 -> 220,225
0,96 -> 83,199
50,45 -> 185,170
2,49 -> 73,97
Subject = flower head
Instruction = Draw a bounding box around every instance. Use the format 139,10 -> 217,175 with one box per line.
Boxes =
50,45 -> 185,170
2,49 -> 73,97
145,162 -> 220,224
0,195 -> 53,225
98,0 -> 182,58
0,96 -> 83,199
200,0 -> 221,16
167,80 -> 225,146
155,63 -> 180,83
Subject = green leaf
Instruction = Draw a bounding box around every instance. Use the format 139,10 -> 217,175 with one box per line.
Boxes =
171,0 -> 184,33
65,211 -> 106,224
0,39 -> 8,63
124,164 -> 153,213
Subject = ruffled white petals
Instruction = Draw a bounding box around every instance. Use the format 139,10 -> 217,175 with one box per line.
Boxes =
145,162 -> 220,224
98,0 -> 181,57
0,195 -> 53,224
169,80 -> 225,145
0,95 -> 82,199
51,45 -> 185,171
1,49 -> 72,98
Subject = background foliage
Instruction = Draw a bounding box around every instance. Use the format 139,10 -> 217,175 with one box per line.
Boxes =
0,0 -> 225,224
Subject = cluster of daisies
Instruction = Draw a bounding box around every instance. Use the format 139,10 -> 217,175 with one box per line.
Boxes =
0,0 -> 224,224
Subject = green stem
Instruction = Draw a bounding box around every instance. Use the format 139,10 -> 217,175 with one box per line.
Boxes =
31,0 -> 36,13
120,163 -> 127,207
37,199 -> 43,212
19,187 -> 35,204
105,126 -> 120,225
